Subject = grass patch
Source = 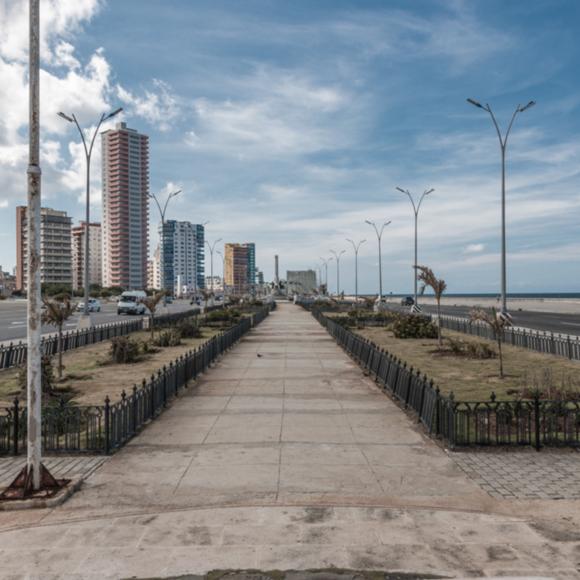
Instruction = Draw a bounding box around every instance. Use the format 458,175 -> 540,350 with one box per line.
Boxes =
356,326 -> 580,401
0,328 -> 220,407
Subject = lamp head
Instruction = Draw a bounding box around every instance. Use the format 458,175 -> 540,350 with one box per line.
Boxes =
467,98 -> 484,109
395,186 -> 406,194
105,107 -> 123,120
425,188 -> 435,195
365,219 -> 373,225
519,100 -> 536,112
57,112 -> 73,123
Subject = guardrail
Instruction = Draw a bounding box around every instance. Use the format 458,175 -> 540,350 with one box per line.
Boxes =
0,305 -> 272,456
311,308 -> 580,450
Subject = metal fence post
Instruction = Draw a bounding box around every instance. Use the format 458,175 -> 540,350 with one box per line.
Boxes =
534,393 -> 541,452
132,384 -> 138,435
104,395 -> 111,454
12,397 -> 19,456
435,387 -> 441,436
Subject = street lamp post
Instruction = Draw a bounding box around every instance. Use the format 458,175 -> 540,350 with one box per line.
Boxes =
330,249 -> 345,296
365,219 -> 391,302
346,238 -> 366,305
216,249 -> 225,295
58,108 -> 122,326
205,238 -> 222,296
319,257 -> 333,295
467,97 -> 536,314
396,187 -> 434,307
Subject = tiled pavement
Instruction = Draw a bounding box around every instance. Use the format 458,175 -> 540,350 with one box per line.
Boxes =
453,450 -> 580,500
0,303 -> 579,579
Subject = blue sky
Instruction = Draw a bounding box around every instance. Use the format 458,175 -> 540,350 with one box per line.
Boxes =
1,0 -> 580,293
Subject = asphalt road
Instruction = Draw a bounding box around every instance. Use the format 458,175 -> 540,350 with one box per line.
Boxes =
0,299 -> 194,343
414,304 -> 580,336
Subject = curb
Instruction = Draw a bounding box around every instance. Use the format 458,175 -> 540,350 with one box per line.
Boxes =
0,477 -> 82,511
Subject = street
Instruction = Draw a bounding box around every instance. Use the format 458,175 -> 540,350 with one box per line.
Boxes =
416,303 -> 580,336
0,299 -> 194,343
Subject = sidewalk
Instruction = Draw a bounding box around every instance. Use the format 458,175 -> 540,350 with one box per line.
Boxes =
0,302 -> 578,578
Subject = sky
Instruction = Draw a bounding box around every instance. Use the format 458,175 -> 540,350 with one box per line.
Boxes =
1,0 -> 580,294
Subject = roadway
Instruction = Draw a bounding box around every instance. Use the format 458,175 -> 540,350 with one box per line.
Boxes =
412,304 -> 580,336
0,299 -> 194,343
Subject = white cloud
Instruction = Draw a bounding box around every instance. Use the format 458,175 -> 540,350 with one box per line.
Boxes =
464,243 -> 485,254
117,79 -> 180,132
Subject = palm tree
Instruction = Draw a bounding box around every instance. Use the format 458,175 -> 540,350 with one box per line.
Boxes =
142,291 -> 166,339
415,265 -> 447,347
41,294 -> 75,379
470,307 -> 511,378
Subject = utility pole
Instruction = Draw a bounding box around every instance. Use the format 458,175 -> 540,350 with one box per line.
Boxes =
319,257 -> 333,295
346,238 -> 366,305
396,187 -> 434,307
365,219 -> 391,303
467,97 -> 535,315
58,107 -> 122,327
330,249 -> 345,296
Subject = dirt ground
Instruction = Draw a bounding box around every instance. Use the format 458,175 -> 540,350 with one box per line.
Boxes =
356,325 -> 580,400
0,328 -> 220,407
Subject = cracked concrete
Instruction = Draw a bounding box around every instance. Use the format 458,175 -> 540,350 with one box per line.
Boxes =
0,303 -> 579,579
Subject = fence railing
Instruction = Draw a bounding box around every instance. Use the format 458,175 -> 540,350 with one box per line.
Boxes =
0,306 -> 217,371
0,305 -> 272,456
435,314 -> 580,361
312,308 -> 580,450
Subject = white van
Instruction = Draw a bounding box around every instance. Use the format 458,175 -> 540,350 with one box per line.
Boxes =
117,291 -> 147,315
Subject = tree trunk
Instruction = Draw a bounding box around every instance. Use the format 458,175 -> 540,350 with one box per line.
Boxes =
150,313 -> 155,339
497,338 -> 504,378
436,299 -> 442,347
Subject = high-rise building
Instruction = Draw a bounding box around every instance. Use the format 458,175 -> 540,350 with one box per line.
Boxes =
101,122 -> 149,290
159,221 -> 205,296
147,245 -> 161,290
224,242 -> 256,294
71,222 -> 102,290
16,206 -> 72,291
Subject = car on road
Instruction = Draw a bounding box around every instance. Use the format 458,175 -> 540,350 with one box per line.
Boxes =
117,291 -> 147,315
401,296 -> 415,306
76,298 -> 101,312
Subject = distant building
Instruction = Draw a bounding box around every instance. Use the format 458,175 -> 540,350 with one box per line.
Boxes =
147,245 -> 161,290
286,270 -> 317,295
224,243 -> 257,295
101,122 -> 149,290
205,275 -> 223,292
16,206 -> 72,291
0,267 -> 16,296
71,222 -> 102,290
159,221 -> 205,296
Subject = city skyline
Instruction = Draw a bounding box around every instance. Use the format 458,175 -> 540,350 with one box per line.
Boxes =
1,1 -> 580,294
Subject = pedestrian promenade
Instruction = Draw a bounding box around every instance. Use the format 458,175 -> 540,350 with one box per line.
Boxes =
0,302 -> 578,579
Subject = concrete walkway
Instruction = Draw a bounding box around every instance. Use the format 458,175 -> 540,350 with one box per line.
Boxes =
0,303 -> 579,579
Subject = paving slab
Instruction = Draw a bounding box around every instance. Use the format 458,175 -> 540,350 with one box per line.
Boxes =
0,302 -> 579,579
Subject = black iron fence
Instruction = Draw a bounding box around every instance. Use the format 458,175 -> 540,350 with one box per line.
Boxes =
0,305 -> 271,456
313,309 -> 580,450
435,314 -> 580,361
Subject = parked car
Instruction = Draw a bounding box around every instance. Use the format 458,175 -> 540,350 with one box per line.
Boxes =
117,291 -> 147,315
76,298 -> 101,312
401,296 -> 415,306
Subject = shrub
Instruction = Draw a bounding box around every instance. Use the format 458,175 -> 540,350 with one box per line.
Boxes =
152,329 -> 182,347
178,318 -> 203,339
465,341 -> 496,359
18,355 -> 55,394
392,314 -> 438,339
110,336 -> 141,364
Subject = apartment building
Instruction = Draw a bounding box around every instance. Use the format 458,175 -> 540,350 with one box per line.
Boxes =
101,122 -> 149,290
16,206 -> 72,291
224,242 -> 256,295
71,222 -> 102,290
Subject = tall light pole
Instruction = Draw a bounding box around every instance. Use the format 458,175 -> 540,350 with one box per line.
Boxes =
27,0 -> 42,491
216,249 -> 225,295
346,238 -> 366,305
467,97 -> 535,314
149,189 -> 181,300
58,108 -> 122,326
365,219 -> 391,302
319,257 -> 333,295
330,249 -> 345,296
205,238 -> 222,295
396,187 -> 434,307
